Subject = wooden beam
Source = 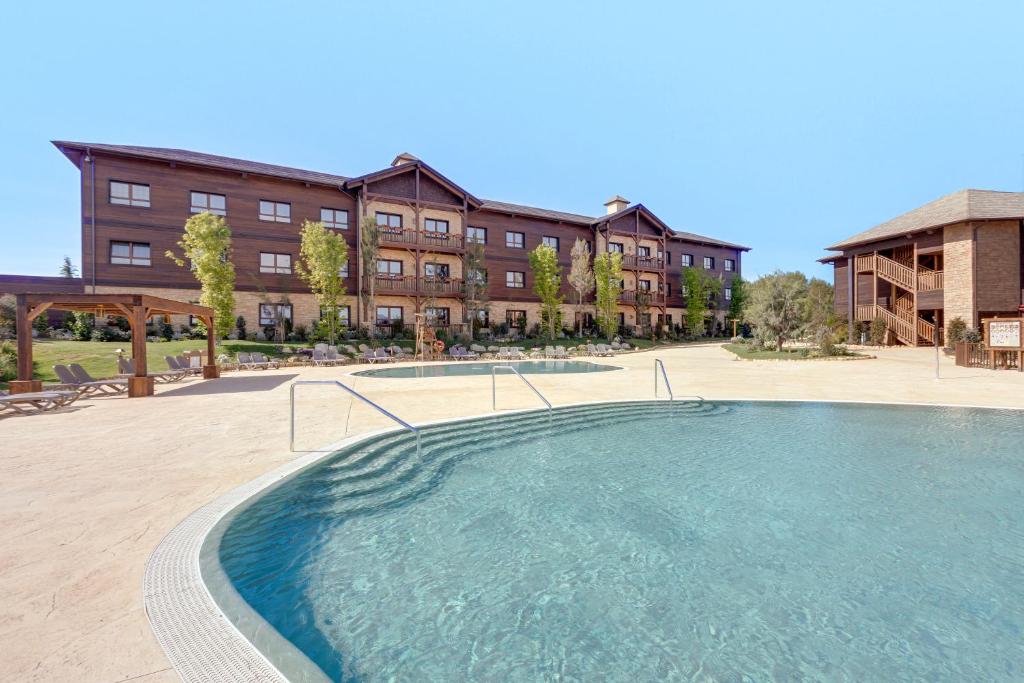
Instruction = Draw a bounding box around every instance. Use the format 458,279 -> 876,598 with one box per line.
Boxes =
131,304 -> 148,377
15,295 -> 33,382
26,302 -> 53,322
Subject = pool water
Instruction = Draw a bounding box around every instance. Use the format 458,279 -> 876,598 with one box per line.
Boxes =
352,359 -> 617,378
207,401 -> 1024,681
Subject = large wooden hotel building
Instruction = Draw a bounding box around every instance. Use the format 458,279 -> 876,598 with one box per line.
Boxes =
823,189 -> 1024,345
22,141 -> 747,337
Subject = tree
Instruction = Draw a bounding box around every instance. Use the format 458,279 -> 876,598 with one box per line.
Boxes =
727,276 -> 747,325
804,278 -> 835,331
593,251 -> 623,340
463,241 -> 489,340
165,212 -> 235,340
568,238 -> 595,336
682,267 -> 722,336
295,219 -> 349,345
359,216 -> 381,339
745,271 -> 809,351
59,256 -> 78,278
529,243 -> 563,339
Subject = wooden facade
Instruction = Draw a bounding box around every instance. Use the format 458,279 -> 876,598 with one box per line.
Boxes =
49,141 -> 748,335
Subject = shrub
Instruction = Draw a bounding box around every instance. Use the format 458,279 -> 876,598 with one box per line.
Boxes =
0,340 -> 16,382
71,312 -> 95,341
235,315 -> 247,340
945,317 -> 967,348
963,327 -> 982,343
869,318 -> 887,346
291,324 -> 308,342
33,314 -> 49,335
159,322 -> 174,340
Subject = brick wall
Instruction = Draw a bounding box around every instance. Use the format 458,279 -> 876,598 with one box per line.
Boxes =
975,220 -> 1021,313
943,222 -> 975,334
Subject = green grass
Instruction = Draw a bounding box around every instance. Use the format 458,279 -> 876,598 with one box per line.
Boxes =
723,342 -> 865,361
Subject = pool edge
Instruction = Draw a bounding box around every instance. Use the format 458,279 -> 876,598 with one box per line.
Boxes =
143,396 -> 1024,682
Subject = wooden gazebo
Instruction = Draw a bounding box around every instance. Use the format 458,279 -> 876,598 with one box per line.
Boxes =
12,293 -> 220,397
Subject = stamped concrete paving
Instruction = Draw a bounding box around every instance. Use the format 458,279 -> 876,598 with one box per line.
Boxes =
2,343 -> 1023,682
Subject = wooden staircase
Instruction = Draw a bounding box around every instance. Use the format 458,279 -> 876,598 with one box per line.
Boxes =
858,304 -> 935,346
854,251 -> 944,346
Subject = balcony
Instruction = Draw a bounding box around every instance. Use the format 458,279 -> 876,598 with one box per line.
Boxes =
619,289 -> 664,305
379,228 -> 464,251
363,274 -> 465,297
622,254 -> 664,270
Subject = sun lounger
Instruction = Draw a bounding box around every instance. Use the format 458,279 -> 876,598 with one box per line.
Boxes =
118,357 -> 186,383
374,348 -> 397,363
553,346 -> 568,359
53,364 -> 128,395
252,352 -> 280,369
543,345 -> 556,358
312,349 -> 330,367
594,344 -> 614,356
0,390 -> 80,416
586,344 -> 598,356
449,345 -> 479,361
496,346 -> 510,359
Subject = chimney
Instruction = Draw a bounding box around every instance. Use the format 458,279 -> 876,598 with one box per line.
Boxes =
391,152 -> 419,167
604,195 -> 629,215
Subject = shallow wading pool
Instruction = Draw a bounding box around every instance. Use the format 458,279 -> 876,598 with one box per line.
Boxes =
352,359 -> 618,378
201,401 -> 1024,681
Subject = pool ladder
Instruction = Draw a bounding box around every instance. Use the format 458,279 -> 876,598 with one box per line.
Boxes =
654,359 -> 704,402
290,379 -> 421,454
492,365 -> 552,415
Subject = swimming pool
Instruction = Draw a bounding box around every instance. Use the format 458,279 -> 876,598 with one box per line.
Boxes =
203,401 -> 1024,681
352,359 -> 617,378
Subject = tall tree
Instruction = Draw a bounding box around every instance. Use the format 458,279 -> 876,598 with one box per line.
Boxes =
58,256 -> 78,278
727,276 -> 747,325
166,213 -> 235,339
568,238 -> 595,336
463,241 -> 489,340
682,267 -> 722,336
359,216 -> 381,339
529,243 -> 563,339
295,219 -> 349,345
593,251 -> 623,341
745,271 -> 809,351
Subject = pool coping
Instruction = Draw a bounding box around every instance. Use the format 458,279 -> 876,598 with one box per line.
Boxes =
143,396 -> 1024,682
345,357 -> 626,378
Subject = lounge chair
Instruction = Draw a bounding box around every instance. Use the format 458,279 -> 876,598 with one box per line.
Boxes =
118,357 -> 186,383
374,348 -> 397,363
325,348 -> 342,365
543,345 -> 556,358
54,364 -> 128,395
449,345 -> 479,361
166,356 -> 198,375
0,390 -> 80,416
553,346 -> 568,359
507,347 -> 525,360
236,352 -> 257,370
176,355 -> 204,374
312,349 -> 330,367
252,352 -> 280,369
496,346 -> 510,359
594,344 -> 614,356
586,344 -> 598,356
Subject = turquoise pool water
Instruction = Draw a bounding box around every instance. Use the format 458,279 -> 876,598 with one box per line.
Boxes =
352,359 -> 617,378
206,401 -> 1024,681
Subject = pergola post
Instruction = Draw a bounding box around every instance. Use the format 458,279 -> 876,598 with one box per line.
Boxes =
127,303 -> 154,398
202,315 -> 220,379
10,294 -> 43,394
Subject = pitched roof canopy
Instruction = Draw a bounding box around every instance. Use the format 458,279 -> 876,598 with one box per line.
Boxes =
826,189 -> 1024,251
343,159 -> 483,208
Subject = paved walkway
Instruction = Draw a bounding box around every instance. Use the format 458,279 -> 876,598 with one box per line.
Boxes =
2,343 -> 1023,681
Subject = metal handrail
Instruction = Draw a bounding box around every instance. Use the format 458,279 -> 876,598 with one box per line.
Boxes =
492,365 -> 552,413
290,380 -> 421,453
654,359 -> 704,402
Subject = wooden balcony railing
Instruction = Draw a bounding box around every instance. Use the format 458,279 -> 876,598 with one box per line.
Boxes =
855,304 -> 876,321
855,253 -> 944,292
917,270 -> 944,291
874,254 -> 916,291
363,275 -> 464,296
917,316 -> 937,344
619,289 -> 665,304
855,254 -> 874,272
622,254 -> 665,270
379,228 -> 464,250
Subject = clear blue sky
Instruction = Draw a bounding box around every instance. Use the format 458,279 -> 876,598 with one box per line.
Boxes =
3,1 -> 1023,280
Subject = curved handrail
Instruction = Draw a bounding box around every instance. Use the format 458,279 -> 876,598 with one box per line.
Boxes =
290,379 -> 420,453
654,359 -> 704,402
492,365 -> 552,413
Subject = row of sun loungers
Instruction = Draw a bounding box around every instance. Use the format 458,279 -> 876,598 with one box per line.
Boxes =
237,352 -> 280,370
53,364 -> 129,395
166,355 -> 203,375
117,357 -> 187,383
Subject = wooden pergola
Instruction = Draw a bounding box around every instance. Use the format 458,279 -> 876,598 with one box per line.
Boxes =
12,293 -> 219,397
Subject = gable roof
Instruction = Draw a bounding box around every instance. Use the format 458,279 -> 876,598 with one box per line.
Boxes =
343,160 -> 482,208
52,141 -> 350,187
478,199 -> 595,225
594,202 -> 750,251
826,189 -> 1024,251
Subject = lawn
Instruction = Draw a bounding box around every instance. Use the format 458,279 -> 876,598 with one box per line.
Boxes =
723,342 -> 866,361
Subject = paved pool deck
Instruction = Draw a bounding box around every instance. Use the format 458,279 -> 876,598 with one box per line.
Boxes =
2,343 -> 1024,682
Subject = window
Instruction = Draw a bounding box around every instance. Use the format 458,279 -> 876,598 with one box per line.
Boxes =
665,283 -> 672,296
506,309 -> 527,328
339,259 -> 349,278
259,303 -> 292,326
109,181 -> 150,207
703,256 -> 715,270
725,287 -> 732,301
424,218 -> 449,233
637,246 -> 651,257
506,271 -> 525,288
665,252 -> 672,264
259,252 -> 292,274
375,306 -> 403,325
467,226 -> 487,244
682,254 -> 693,267
424,263 -> 450,279
259,200 -> 290,223
322,305 -> 351,327
467,267 -> 487,284
724,258 -> 735,272
425,307 -> 450,325
321,208 -> 349,230
377,259 -> 402,276
608,242 -> 624,253
110,241 -> 151,266
376,212 -> 402,232
542,235 -> 559,251
191,191 -> 226,215
639,279 -> 652,291
506,231 -> 525,249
